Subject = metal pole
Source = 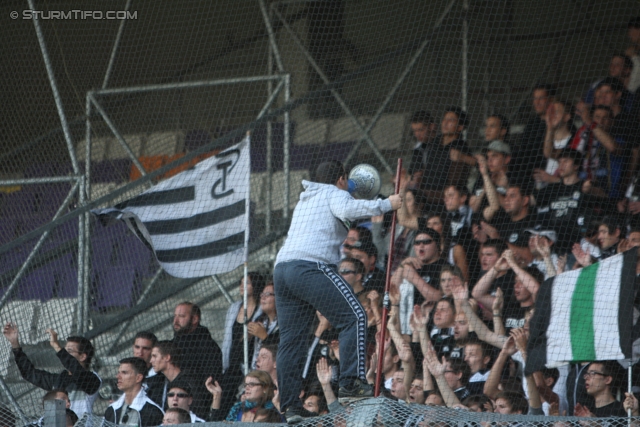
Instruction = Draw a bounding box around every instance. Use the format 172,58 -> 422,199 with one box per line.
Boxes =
628,363 -> 633,418
0,176 -> 80,186
77,177 -> 87,334
82,211 -> 91,333
27,0 -> 79,175
0,181 -> 80,311
243,133 -> 252,375
461,0 -> 469,113
243,262 -> 249,375
106,267 -> 164,355
266,54 -> 274,237
375,159 -> 402,397
272,7 -> 393,175
85,95 -> 93,207
94,75 -> 285,96
0,376 -> 29,426
344,0 -> 457,166
81,95 -> 93,335
283,74 -> 291,219
266,122 -> 273,236
212,275 -> 234,304
102,0 -> 132,89
259,0 -> 285,73
89,94 -> 148,178
77,96 -> 89,334
256,79 -> 285,121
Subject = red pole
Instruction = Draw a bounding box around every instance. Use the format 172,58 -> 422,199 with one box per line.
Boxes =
374,158 -> 402,397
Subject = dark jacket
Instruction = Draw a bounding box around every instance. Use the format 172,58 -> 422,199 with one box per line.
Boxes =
143,370 -> 166,408
104,388 -> 164,427
12,347 -> 101,417
173,324 -> 222,381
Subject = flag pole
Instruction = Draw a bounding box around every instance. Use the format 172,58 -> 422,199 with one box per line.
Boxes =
243,132 -> 251,375
627,359 -> 633,427
628,363 -> 632,419
374,158 -> 402,397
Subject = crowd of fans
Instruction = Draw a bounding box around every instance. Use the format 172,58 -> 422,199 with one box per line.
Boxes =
4,15 -> 640,427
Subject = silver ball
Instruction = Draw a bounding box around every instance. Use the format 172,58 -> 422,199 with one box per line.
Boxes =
348,164 -> 381,200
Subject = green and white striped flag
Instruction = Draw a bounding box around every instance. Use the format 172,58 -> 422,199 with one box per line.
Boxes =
525,248 -> 636,375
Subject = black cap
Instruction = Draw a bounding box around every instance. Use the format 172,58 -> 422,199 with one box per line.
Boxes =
415,227 -> 441,243
346,234 -> 378,258
167,379 -> 193,396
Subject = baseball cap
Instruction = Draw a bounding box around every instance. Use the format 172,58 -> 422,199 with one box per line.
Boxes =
483,140 -> 511,155
167,379 -> 192,396
525,228 -> 557,243
415,227 -> 441,243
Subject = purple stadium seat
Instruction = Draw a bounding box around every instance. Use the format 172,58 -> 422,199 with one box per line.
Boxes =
184,129 -> 212,152
15,251 -> 77,301
247,122 -> 296,172
27,183 -> 73,218
19,217 -> 49,237
55,256 -> 77,298
91,159 -> 132,183
0,218 -> 17,246
0,191 -> 36,218
17,262 -> 57,300
321,141 -> 357,163
91,234 -> 115,273
28,163 -> 60,178
118,229 -> 155,278
49,219 -> 79,245
24,162 -> 73,179
92,267 -> 139,309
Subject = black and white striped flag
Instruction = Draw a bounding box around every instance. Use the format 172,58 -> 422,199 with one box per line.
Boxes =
94,137 -> 250,278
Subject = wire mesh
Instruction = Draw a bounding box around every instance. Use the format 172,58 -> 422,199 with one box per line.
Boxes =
74,399 -> 640,427
0,0 -> 640,423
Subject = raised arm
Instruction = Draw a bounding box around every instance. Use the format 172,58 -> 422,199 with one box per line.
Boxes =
396,177 -> 420,230
398,342 -> 416,400
452,245 -> 470,283
504,250 -> 540,298
534,235 -> 557,278
5,324 -> 58,391
316,358 -> 337,408
492,288 -> 506,336
475,154 -> 501,221
329,189 -> 400,222
424,345 -> 461,408
387,305 -> 405,351
542,113 -> 555,160
3,322 -> 20,349
413,305 -> 432,358
526,371 -> 543,414
402,264 -> 443,303
471,255 -> 508,312
484,336 -> 517,399
452,284 -> 507,349
422,358 -> 435,396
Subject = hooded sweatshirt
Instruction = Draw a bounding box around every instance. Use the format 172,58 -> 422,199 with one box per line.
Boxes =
276,180 -> 392,266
